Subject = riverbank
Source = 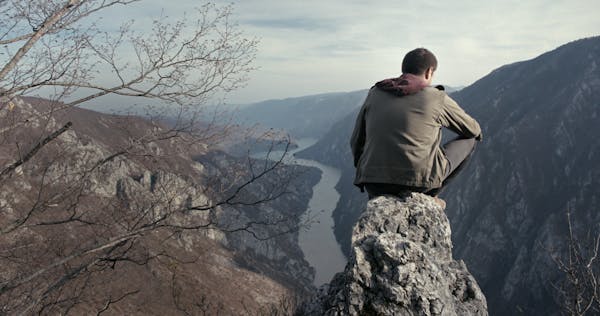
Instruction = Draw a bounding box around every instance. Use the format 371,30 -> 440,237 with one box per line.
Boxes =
253,138 -> 347,285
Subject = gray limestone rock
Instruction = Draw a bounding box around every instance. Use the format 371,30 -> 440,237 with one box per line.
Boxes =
299,193 -> 487,315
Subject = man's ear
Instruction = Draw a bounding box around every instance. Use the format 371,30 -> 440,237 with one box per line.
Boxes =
425,67 -> 434,80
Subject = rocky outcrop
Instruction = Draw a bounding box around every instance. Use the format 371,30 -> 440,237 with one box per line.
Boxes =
300,193 -> 487,316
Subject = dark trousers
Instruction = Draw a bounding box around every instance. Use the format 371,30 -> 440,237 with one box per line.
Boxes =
365,136 -> 477,199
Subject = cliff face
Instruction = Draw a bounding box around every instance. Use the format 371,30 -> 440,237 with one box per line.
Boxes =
300,193 -> 487,316
442,36 -> 600,315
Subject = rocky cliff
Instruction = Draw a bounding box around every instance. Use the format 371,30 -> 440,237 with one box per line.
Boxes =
299,193 -> 487,316
442,36 -> 600,315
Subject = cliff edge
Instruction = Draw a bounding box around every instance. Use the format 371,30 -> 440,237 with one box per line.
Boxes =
299,193 -> 488,315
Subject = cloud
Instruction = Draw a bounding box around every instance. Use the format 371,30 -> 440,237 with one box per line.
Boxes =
90,0 -> 600,104
243,17 -> 335,31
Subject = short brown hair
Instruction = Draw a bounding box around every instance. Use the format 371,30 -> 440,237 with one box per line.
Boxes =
401,48 -> 437,75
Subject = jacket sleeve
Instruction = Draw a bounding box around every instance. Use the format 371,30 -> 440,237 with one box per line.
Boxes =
350,100 -> 368,167
438,94 -> 483,140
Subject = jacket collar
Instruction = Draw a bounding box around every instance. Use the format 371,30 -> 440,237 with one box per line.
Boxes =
375,73 -> 429,96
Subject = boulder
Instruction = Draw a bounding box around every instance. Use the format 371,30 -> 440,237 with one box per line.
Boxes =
299,193 -> 487,315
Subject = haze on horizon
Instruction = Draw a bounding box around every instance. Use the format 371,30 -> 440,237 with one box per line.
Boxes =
96,0 -> 600,105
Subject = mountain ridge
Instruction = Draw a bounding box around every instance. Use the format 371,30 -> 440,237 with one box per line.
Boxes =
235,89 -> 368,139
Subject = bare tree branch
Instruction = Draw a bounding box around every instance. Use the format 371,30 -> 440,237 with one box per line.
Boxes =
550,210 -> 600,316
96,289 -> 140,315
0,121 -> 72,181
0,0 -> 80,80
0,2 -> 306,314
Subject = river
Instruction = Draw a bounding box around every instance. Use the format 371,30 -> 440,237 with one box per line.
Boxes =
253,138 -> 347,285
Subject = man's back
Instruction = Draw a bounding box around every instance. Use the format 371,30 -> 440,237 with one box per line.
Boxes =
351,47 -> 482,199
351,85 -> 481,190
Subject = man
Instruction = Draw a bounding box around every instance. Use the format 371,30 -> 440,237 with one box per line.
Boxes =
350,48 -> 482,209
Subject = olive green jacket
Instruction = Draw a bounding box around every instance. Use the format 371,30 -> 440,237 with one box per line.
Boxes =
351,86 -> 482,189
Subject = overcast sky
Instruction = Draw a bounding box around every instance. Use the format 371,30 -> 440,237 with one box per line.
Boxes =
108,0 -> 600,104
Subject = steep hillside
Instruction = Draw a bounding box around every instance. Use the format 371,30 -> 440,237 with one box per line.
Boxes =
0,96 -> 319,314
298,36 -> 600,315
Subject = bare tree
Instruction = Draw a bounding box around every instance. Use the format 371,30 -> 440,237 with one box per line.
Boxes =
0,0 -> 256,103
0,1 -> 307,314
551,211 -> 600,316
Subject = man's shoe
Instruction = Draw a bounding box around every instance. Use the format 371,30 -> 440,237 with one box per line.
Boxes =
433,197 -> 446,210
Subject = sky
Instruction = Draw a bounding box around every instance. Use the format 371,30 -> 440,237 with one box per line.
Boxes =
103,0 -> 600,105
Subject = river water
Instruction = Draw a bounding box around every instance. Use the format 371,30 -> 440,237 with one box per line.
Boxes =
253,138 -> 347,285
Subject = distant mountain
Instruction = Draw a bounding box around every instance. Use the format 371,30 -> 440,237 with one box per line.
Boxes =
444,85 -> 465,93
235,90 -> 367,139
297,36 -> 600,315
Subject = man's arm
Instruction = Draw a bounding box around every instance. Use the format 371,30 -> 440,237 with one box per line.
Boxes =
438,94 -> 482,140
350,101 -> 368,167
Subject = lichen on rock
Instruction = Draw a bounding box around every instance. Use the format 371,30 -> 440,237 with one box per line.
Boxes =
299,193 -> 487,316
